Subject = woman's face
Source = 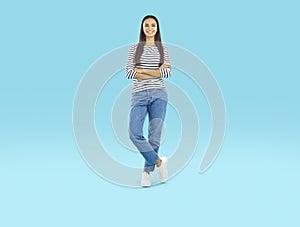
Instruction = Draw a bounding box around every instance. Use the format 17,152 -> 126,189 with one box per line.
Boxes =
143,18 -> 157,38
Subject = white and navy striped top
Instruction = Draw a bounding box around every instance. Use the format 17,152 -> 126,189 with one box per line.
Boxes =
125,44 -> 172,93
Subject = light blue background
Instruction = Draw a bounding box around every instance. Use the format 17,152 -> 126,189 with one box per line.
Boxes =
1,0 -> 299,226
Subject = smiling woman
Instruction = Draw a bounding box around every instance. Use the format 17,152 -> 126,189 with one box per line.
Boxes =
126,15 -> 172,187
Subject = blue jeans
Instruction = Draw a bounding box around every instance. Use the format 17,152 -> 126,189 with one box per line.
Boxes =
129,88 -> 168,172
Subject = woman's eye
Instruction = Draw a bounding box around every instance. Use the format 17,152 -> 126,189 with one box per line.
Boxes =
151,24 -> 156,27
145,24 -> 149,27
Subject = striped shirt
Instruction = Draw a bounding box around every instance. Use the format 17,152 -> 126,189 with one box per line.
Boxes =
125,44 -> 172,93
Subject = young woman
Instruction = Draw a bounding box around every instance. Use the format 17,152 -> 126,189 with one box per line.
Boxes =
126,15 -> 172,187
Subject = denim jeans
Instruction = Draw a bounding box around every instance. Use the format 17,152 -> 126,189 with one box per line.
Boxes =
129,88 -> 168,172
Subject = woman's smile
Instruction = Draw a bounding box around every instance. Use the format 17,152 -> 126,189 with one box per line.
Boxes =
146,30 -> 155,35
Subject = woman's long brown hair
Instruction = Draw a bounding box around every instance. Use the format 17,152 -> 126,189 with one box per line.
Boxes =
134,15 -> 164,66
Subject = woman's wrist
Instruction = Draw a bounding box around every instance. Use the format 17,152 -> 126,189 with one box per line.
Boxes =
134,68 -> 143,74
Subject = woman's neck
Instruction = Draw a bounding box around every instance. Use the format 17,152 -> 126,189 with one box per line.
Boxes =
145,37 -> 155,46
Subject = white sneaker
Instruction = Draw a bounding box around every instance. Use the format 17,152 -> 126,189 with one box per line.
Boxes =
157,157 -> 168,183
141,171 -> 151,187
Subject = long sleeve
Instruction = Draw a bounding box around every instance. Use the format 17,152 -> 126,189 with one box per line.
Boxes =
159,46 -> 172,78
125,44 -> 137,79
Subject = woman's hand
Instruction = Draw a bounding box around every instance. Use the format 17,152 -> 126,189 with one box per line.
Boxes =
159,63 -> 170,69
